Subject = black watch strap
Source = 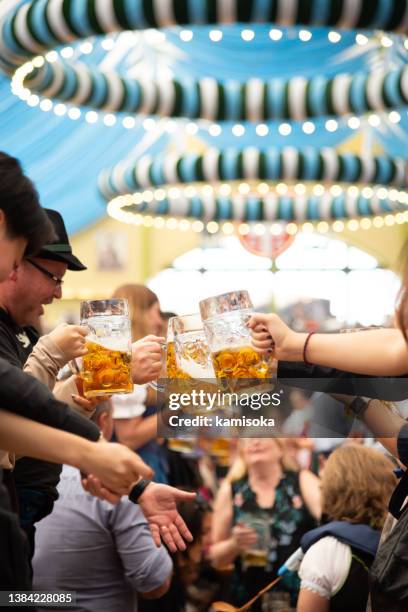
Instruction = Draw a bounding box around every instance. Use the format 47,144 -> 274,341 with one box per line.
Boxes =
129,479 -> 151,504
349,397 -> 370,418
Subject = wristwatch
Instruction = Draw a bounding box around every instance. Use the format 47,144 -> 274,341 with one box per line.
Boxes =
129,479 -> 151,504
349,397 -> 371,419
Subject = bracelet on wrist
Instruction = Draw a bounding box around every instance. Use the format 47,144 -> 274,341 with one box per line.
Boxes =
128,479 -> 151,504
303,332 -> 316,366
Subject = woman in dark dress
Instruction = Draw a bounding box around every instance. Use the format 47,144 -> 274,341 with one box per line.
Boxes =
210,437 -> 321,609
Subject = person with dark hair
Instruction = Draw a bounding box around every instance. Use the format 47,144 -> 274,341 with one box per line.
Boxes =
0,152 -> 55,264
0,154 -> 194,590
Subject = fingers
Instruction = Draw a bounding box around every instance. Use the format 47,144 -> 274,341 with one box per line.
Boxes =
174,514 -> 193,542
131,457 -> 154,480
140,344 -> 163,357
160,525 -> 177,553
252,339 -> 274,351
233,526 -> 257,537
174,489 -> 197,502
98,486 -> 121,504
253,323 -> 268,333
150,360 -> 163,369
72,395 -> 98,412
81,476 -> 104,500
67,325 -> 89,338
75,376 -> 84,394
167,522 -> 187,551
132,344 -> 163,362
252,330 -> 271,341
247,314 -> 271,329
140,335 -> 166,343
149,524 -> 161,548
251,327 -> 274,353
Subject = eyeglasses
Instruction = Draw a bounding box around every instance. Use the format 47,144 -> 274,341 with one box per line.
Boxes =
26,259 -> 64,288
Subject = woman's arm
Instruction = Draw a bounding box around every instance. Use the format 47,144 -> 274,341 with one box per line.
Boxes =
0,357 -> 100,440
209,479 -> 258,567
297,537 -> 349,612
209,479 -> 238,567
0,409 -> 152,493
331,395 -> 406,459
297,589 -> 329,612
114,414 -> 158,450
249,315 -> 408,376
299,470 -> 321,520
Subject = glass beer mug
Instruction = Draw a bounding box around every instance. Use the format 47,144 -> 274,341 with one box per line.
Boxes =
167,313 -> 215,380
239,514 -> 271,570
199,290 -> 276,391
165,313 -> 223,420
80,298 -> 133,398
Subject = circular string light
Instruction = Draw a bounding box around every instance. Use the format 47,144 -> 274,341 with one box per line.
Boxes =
5,0 -> 407,243
107,201 -> 408,235
4,0 -> 408,123
12,49 -> 408,123
104,180 -> 408,233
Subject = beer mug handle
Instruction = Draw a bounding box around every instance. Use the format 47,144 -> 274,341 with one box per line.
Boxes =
80,323 -> 96,336
147,342 -> 167,392
69,357 -> 81,376
148,380 -> 165,392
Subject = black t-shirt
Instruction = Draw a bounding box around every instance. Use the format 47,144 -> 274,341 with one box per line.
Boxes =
0,308 -> 99,513
397,423 -> 408,467
0,308 -> 61,503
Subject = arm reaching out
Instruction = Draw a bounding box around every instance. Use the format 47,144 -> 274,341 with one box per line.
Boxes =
0,409 -> 152,495
249,314 -> 408,376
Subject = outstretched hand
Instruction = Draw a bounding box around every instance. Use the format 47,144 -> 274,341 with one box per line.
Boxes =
81,477 -> 197,552
138,483 -> 196,552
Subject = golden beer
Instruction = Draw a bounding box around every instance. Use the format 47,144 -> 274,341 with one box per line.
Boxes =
242,549 -> 268,568
166,341 -> 190,379
208,437 -> 233,466
81,340 -> 133,398
165,341 -> 222,415
212,345 -> 273,379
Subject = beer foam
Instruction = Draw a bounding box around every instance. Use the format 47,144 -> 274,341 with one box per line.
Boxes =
178,356 -> 215,379
87,336 -> 129,352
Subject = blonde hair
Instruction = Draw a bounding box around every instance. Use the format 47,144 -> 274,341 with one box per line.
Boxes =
226,437 -> 296,482
112,284 -> 158,340
322,445 -> 396,530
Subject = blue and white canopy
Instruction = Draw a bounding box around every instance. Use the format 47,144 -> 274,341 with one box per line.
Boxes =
0,0 -> 407,231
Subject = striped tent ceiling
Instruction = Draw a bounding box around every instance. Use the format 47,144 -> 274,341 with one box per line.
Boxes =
0,1 -> 407,232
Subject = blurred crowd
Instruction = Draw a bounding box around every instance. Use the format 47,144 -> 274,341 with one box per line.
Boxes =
1,151 -> 408,612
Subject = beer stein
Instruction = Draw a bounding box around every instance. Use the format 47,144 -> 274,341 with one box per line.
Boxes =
199,290 -> 276,391
240,514 -> 271,570
80,298 -> 133,398
167,313 -> 215,379
165,313 -> 224,419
